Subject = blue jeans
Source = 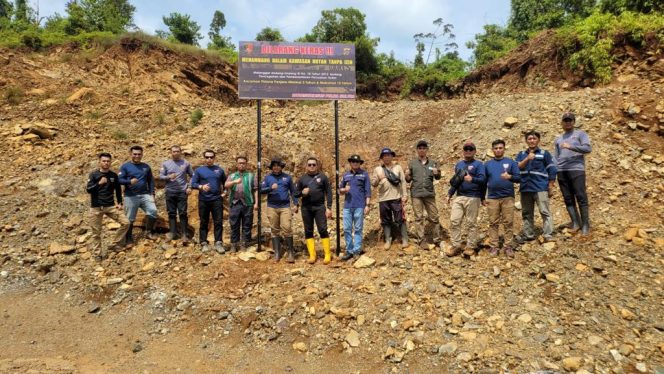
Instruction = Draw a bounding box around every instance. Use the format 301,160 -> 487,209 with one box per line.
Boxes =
124,194 -> 158,222
343,208 -> 365,255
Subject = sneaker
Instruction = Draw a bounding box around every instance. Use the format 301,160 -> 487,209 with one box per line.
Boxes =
341,252 -> 354,261
419,241 -> 430,250
504,246 -> 515,257
201,242 -> 210,253
445,246 -> 461,257
488,247 -> 500,256
146,232 -> 157,240
401,241 -> 409,249
543,235 -> 554,242
214,241 -> 226,254
165,232 -> 176,241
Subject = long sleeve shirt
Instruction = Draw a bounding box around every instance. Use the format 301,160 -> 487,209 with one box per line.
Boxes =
371,162 -> 406,202
191,165 -> 226,202
119,162 -> 154,196
228,171 -> 257,206
484,158 -> 520,199
86,170 -> 122,207
407,158 -> 441,198
515,148 -> 557,193
447,159 -> 486,198
554,130 -> 591,171
159,159 -> 194,193
340,169 -> 371,209
295,173 -> 333,209
260,172 -> 298,208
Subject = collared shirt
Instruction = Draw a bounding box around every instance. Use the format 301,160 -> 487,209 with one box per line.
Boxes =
119,162 -> 154,196
260,172 -> 298,208
448,159 -> 486,198
191,165 -> 226,201
408,157 -> 441,198
340,168 -> 371,208
515,148 -> 557,192
484,157 -> 520,199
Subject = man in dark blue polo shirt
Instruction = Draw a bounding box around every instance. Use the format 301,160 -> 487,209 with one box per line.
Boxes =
259,158 -> 298,262
118,145 -> 157,246
339,154 -> 371,261
191,150 -> 227,253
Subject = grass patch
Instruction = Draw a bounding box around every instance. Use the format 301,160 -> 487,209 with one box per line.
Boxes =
111,130 -> 128,140
87,110 -> 102,120
4,86 -> 24,105
190,109 -> 204,126
156,113 -> 166,125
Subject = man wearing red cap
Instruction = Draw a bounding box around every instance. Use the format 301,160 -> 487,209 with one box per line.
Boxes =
446,141 -> 486,257
371,148 -> 408,249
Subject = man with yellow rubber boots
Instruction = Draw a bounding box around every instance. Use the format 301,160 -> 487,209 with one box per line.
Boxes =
295,157 -> 333,264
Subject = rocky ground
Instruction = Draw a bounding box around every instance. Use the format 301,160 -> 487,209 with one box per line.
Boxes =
0,40 -> 663,373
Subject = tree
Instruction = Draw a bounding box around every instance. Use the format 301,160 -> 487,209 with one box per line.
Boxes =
509,0 -> 595,41
14,0 -> 29,22
207,10 -> 233,49
466,24 -> 519,66
300,8 -> 380,74
255,27 -> 284,41
413,18 -> 458,65
414,42 -> 425,67
600,0 -> 663,14
161,12 -> 202,45
0,0 -> 12,19
64,0 -> 135,34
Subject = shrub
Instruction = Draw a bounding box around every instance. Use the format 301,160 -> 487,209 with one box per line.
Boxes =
111,130 -> 128,140
190,108 -> 203,125
4,86 -> 24,105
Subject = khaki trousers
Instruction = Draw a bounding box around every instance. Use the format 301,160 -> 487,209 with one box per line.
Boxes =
88,206 -> 129,253
450,196 -> 481,248
486,197 -> 515,247
412,196 -> 441,243
267,207 -> 292,237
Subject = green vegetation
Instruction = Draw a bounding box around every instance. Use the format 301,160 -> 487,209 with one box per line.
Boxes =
4,86 -> 24,105
190,108 -> 204,126
255,27 -> 285,42
111,129 -> 128,140
556,11 -> 664,83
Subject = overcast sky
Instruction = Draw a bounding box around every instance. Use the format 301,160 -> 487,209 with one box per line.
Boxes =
37,0 -> 511,62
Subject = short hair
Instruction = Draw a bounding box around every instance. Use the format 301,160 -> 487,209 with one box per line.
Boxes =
307,157 -> 318,165
130,145 -> 143,153
98,152 -> 112,159
524,131 -> 540,140
491,139 -> 506,148
236,155 -> 248,162
203,149 -> 216,157
170,145 -> 181,151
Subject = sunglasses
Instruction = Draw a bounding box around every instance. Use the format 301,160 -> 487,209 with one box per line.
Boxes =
563,119 -> 574,122
463,147 -> 475,151
307,163 -> 317,167
204,156 -> 215,159
132,153 -> 142,156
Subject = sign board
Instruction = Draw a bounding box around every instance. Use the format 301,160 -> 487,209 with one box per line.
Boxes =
238,41 -> 356,100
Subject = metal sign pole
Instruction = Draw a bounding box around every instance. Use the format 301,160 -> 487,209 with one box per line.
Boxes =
256,99 -> 262,252
334,100 -> 341,256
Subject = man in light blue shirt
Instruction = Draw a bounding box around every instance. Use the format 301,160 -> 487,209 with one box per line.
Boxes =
159,145 -> 193,244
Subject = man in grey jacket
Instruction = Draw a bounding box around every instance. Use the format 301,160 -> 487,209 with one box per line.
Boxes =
405,140 -> 442,249
159,145 -> 194,243
554,112 -> 592,235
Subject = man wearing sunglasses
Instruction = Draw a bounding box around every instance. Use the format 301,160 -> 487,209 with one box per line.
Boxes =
119,145 -> 158,246
339,154 -> 371,261
405,140 -> 442,250
446,141 -> 486,257
554,112 -> 592,236
225,155 -> 258,252
295,157 -> 333,264
191,150 -> 227,254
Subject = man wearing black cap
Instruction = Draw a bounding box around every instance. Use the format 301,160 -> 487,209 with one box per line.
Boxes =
446,140 -> 486,257
405,139 -> 442,249
339,154 -> 371,261
259,157 -> 298,262
295,157 -> 333,264
371,147 -> 408,249
554,112 -> 592,235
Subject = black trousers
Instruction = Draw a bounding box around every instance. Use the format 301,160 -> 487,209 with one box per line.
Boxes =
301,205 -> 329,239
557,171 -> 588,208
166,191 -> 188,235
199,198 -> 223,244
379,199 -> 404,225
229,202 -> 253,243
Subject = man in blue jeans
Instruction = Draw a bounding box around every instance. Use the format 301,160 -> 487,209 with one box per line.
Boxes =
191,150 -> 227,254
339,154 -> 371,261
119,145 -> 158,246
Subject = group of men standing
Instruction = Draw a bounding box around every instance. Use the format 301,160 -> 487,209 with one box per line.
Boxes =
85,112 -> 591,263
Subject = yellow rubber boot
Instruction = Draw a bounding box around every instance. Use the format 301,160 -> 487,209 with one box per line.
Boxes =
322,238 -> 331,265
306,238 -> 316,264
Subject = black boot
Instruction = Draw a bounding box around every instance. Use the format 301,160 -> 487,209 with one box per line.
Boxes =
168,216 -> 177,240
565,206 -> 580,232
579,206 -> 590,235
145,216 -> 157,240
125,222 -> 134,247
285,236 -> 295,263
180,215 -> 189,244
272,237 -> 282,262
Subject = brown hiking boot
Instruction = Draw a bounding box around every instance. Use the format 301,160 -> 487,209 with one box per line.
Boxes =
445,246 -> 461,257
463,247 -> 476,257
